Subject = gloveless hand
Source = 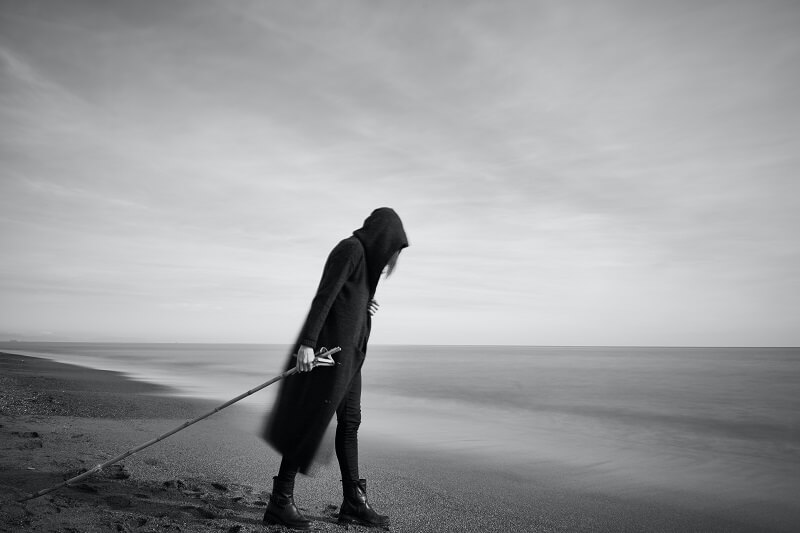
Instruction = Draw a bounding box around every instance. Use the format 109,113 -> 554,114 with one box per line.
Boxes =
368,299 -> 380,316
296,345 -> 315,373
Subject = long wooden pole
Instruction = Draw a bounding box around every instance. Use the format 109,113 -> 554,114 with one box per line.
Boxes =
18,346 -> 340,502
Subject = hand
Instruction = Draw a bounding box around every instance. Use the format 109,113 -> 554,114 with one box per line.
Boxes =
296,345 -> 315,373
368,299 -> 380,316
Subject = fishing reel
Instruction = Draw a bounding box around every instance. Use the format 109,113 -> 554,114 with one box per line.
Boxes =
311,346 -> 339,368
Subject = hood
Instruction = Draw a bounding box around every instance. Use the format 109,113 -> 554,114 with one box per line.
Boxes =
352,207 -> 409,297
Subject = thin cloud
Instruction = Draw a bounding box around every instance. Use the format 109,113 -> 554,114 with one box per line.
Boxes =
1,1 -> 798,345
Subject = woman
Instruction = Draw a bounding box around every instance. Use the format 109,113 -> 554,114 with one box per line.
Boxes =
262,207 -> 409,530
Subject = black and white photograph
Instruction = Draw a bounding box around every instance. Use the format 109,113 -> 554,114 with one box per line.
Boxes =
1,1 -> 798,532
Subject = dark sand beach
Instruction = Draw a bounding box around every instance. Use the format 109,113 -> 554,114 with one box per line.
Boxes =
1,351 -> 794,532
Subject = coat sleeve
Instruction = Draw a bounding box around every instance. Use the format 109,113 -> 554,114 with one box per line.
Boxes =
297,241 -> 357,349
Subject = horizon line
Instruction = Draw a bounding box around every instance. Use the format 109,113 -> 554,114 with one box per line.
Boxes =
0,340 -> 797,349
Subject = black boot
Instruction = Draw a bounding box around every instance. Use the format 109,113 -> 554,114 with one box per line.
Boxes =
263,476 -> 311,530
339,478 -> 390,528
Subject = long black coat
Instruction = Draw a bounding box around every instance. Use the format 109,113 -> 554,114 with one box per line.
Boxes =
263,208 -> 408,473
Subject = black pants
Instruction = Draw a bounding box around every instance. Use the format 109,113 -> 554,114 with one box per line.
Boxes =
278,369 -> 362,485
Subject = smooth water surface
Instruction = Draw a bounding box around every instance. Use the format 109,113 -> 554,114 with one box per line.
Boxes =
3,342 -> 798,515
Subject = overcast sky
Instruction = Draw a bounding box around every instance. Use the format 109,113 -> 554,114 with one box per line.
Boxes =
1,0 -> 798,346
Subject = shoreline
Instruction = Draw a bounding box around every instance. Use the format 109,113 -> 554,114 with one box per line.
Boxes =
1,351 -> 795,532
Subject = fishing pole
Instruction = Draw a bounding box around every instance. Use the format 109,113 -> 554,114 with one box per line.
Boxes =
18,346 -> 341,503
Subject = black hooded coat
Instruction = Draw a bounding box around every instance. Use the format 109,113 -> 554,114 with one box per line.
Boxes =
262,208 -> 408,473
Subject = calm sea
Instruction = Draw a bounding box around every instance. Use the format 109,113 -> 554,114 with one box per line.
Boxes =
2,342 -> 798,518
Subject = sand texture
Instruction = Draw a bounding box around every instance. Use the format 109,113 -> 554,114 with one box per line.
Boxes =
0,353 -> 366,532
1,352 -> 794,532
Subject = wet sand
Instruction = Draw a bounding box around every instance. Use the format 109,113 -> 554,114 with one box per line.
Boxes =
0,351 -> 793,532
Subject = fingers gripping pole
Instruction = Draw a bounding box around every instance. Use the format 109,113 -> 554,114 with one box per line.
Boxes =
18,346 -> 341,502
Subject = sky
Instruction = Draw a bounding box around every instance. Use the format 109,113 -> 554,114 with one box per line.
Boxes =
0,0 -> 798,346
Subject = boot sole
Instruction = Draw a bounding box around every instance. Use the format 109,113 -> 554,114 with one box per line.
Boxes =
338,514 -> 390,528
263,512 -> 312,530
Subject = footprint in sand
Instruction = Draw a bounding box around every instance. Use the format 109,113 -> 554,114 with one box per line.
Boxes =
11,431 -> 43,450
